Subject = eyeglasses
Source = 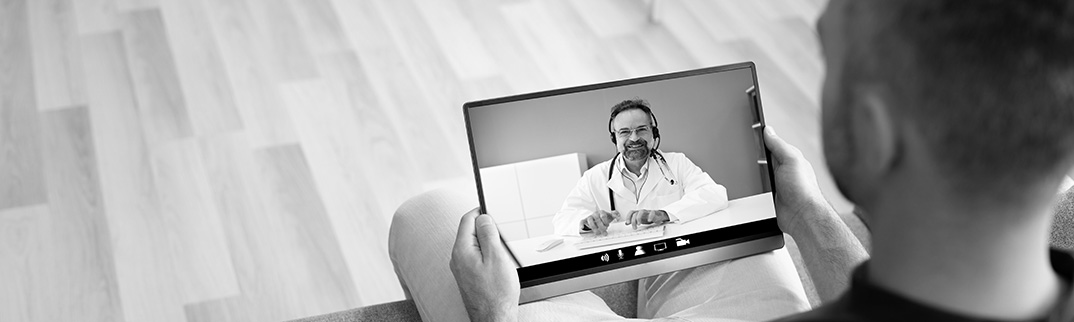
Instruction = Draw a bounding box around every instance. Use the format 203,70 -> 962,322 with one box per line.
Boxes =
616,126 -> 652,138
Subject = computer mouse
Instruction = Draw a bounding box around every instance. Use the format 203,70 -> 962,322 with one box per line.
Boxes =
536,238 -> 563,252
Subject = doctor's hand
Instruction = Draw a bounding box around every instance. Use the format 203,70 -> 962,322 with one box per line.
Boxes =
625,209 -> 670,230
763,127 -> 838,236
450,209 -> 520,322
581,210 -> 620,236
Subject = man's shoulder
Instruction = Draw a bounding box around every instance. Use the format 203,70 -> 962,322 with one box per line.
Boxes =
661,151 -> 686,158
660,152 -> 696,166
581,158 -> 613,178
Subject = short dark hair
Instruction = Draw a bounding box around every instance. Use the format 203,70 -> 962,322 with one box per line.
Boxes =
608,99 -> 655,132
845,0 -> 1074,197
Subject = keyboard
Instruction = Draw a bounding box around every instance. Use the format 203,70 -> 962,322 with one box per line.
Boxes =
575,225 -> 666,249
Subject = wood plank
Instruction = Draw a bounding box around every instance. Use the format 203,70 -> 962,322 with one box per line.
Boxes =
636,27 -> 701,73
462,75 -> 514,102
115,0 -> 157,12
454,0 -> 553,94
202,0 -> 299,148
148,139 -> 239,303
498,0 -> 628,88
29,0 -> 87,110
679,0 -> 745,42
121,9 -> 193,145
332,0 -> 471,182
186,140 -> 360,321
0,0 -> 47,210
657,0 -> 741,67
690,1 -> 822,105
568,0 -> 649,38
72,0 -> 120,34
83,31 -> 185,322
0,205 -> 49,322
289,0 -> 349,55
413,0 -> 500,80
244,0 -> 318,80
281,79 -> 411,306
38,106 -> 124,322
372,0 -> 474,177
606,34 -> 667,78
158,0 -> 243,136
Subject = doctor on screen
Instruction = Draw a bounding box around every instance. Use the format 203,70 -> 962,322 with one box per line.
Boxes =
552,99 -> 730,236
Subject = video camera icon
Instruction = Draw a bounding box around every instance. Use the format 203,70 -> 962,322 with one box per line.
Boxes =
676,238 -> 690,247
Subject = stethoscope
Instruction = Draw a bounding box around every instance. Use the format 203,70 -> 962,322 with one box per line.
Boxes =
607,149 -> 678,211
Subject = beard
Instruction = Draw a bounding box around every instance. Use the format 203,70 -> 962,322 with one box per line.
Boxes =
622,139 -> 651,161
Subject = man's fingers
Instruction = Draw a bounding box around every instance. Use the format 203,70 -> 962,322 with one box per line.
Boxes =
598,210 -> 613,224
764,127 -> 801,164
475,214 -> 504,260
455,208 -> 481,249
595,215 -> 608,235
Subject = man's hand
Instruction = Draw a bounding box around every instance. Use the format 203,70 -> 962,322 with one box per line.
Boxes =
764,127 -> 868,302
450,209 -> 520,322
624,209 -> 670,230
580,210 -> 619,235
764,127 -> 837,235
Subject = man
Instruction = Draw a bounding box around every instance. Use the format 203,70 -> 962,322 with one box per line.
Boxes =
552,99 -> 729,236
450,0 -> 1074,321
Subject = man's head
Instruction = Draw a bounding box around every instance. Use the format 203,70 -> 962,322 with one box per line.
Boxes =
819,0 -> 1074,219
609,99 -> 660,162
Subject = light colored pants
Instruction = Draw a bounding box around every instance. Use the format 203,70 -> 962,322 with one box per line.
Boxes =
389,188 -> 810,322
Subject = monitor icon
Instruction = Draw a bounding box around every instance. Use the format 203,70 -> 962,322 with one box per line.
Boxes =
654,242 -> 667,251
676,238 -> 690,247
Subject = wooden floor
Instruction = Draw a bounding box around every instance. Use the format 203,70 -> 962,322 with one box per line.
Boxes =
0,0 -> 866,320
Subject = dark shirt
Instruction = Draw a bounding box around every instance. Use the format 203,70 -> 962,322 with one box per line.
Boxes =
778,249 -> 1074,322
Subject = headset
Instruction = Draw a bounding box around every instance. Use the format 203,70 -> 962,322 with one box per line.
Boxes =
606,100 -> 676,211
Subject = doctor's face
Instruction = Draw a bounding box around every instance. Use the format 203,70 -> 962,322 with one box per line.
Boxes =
611,109 -> 655,162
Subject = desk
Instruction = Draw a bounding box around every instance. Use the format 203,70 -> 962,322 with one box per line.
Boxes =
506,192 -> 776,266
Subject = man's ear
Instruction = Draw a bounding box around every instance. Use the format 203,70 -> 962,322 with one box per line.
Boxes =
851,88 -> 897,176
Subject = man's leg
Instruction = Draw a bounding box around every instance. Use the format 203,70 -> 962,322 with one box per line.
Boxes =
388,188 -> 626,321
638,247 -> 810,321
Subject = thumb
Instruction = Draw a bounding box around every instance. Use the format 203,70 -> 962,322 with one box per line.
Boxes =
763,126 -> 800,164
475,214 -> 505,260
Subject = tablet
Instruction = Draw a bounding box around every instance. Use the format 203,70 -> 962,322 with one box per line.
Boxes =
462,62 -> 782,303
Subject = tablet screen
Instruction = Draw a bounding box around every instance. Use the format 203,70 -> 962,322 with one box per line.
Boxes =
463,63 -> 780,287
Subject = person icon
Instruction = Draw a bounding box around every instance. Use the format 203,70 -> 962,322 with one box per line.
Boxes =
634,246 -> 645,256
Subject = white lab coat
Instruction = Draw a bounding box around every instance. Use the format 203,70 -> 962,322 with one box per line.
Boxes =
552,152 -> 730,236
